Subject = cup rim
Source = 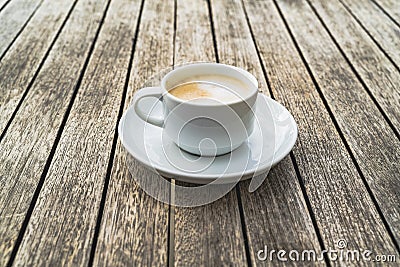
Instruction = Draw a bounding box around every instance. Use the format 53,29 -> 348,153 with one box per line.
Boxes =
160,63 -> 258,106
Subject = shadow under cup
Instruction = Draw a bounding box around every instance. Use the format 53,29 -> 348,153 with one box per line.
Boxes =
161,63 -> 259,157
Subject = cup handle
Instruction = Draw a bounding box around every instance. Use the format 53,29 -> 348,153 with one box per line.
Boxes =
133,87 -> 165,127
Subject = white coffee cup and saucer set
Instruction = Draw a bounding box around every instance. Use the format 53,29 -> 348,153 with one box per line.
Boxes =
118,63 -> 297,184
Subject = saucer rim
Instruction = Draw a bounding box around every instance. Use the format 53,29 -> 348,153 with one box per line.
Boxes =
118,94 -> 298,182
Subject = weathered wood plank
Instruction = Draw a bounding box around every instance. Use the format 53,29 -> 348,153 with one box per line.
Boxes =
243,0 -> 399,263
0,0 -> 42,57
339,0 -> 400,67
174,0 -> 214,65
173,186 -> 247,266
373,0 -> 400,24
13,0 -> 145,265
0,0 -> 76,134
306,0 -> 400,136
210,0 -> 325,266
93,0 -> 175,265
0,0 -> 109,265
172,0 -> 261,266
210,0 -> 265,86
173,0 -> 247,266
240,160 -> 324,266
275,0 -> 400,249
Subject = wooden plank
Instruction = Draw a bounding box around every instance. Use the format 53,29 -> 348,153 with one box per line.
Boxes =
306,0 -> 400,136
15,1 -> 147,266
210,0 -> 265,86
243,0 -> 399,261
0,0 -> 76,134
240,161 -> 325,266
339,0 -> 400,67
174,0 -> 215,65
0,0 -> 109,265
209,0 -> 325,266
173,0 -> 250,266
173,0 -> 246,266
0,0 -> 42,57
373,0 -> 400,24
174,181 -> 247,266
274,0 -> 400,249
13,0 -> 145,265
93,0 -> 174,265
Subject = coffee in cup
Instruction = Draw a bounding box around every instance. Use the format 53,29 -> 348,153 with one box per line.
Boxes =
168,74 -> 251,104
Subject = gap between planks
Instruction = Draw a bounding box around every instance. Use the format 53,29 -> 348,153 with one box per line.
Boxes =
272,0 -> 399,251
304,0 -> 400,141
240,1 -> 331,264
370,0 -> 400,29
0,0 -> 44,61
0,0 -> 79,142
0,0 -> 12,14
5,0 -> 113,265
338,0 -> 400,71
88,0 -> 146,265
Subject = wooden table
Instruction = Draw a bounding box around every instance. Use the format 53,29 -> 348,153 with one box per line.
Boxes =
0,0 -> 399,266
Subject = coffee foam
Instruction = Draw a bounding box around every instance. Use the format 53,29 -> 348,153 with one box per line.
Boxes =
168,74 -> 250,103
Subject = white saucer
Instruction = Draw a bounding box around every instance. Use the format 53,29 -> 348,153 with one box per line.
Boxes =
119,94 -> 297,184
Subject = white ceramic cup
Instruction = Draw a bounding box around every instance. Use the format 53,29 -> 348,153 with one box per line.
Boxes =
133,63 -> 259,156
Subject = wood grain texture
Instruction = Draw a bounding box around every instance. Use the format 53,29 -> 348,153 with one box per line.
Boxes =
275,0 -> 400,249
0,0 -> 76,133
0,0 -> 42,57
174,0 -> 214,65
339,0 -> 400,67
0,0 -> 398,266
210,0 -> 265,91
173,0 -> 247,266
12,0 -> 144,265
173,183 -> 247,266
239,159 -> 323,266
373,0 -> 400,23
0,0 -> 109,265
307,0 -> 400,135
93,0 -> 175,265
244,0 -> 399,262
210,0 -> 324,266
